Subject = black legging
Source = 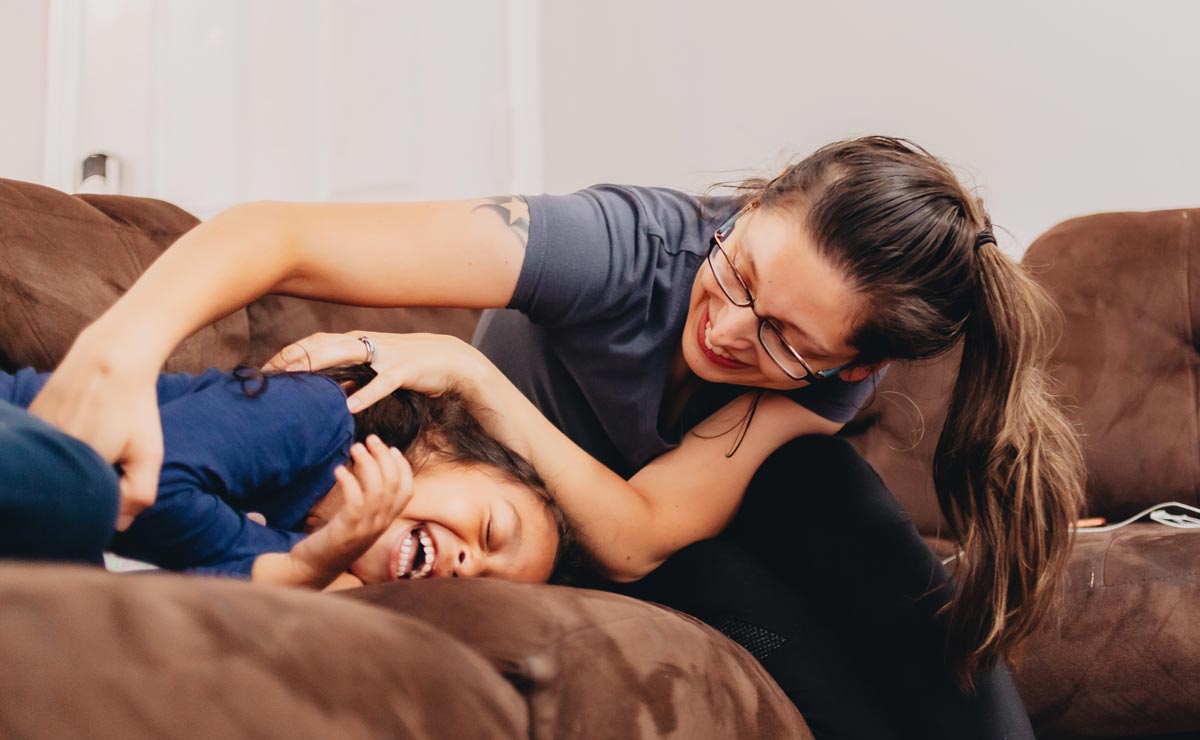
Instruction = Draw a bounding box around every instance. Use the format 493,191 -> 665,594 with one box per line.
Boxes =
613,435 -> 1033,740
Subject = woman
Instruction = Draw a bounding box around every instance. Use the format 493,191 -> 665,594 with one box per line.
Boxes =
4,365 -> 567,589
32,137 -> 1083,738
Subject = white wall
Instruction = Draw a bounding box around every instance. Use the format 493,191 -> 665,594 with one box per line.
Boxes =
540,0 -> 1200,254
41,0 -> 524,219
8,0 -> 1197,254
0,0 -> 50,183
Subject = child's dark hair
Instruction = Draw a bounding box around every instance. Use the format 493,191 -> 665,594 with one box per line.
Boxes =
235,364 -> 588,583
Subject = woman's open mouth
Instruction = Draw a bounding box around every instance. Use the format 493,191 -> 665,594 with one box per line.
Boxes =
391,524 -> 437,580
696,306 -> 750,370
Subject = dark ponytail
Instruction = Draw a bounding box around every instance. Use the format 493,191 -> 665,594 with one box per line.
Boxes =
725,136 -> 1085,687
934,238 -> 1084,686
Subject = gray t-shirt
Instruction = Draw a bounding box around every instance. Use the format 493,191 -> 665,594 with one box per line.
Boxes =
473,184 -> 878,479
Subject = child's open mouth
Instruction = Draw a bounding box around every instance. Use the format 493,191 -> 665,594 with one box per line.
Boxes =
392,524 -> 437,580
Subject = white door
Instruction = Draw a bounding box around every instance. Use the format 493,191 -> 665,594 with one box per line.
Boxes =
44,0 -> 541,219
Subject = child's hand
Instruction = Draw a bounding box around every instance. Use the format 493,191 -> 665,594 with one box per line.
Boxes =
275,435 -> 413,589
323,572 -> 366,592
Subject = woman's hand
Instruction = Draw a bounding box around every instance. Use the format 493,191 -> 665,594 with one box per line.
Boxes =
263,331 -> 492,412
278,435 -> 413,590
26,329 -> 164,530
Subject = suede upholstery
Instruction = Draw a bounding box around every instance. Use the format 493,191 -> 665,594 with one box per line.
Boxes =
344,579 -> 812,740
0,564 -> 530,740
0,180 -> 247,372
1025,210 -> 1200,519
1015,525 -> 1200,738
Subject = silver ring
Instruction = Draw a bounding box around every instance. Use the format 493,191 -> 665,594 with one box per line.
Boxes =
357,335 -> 378,366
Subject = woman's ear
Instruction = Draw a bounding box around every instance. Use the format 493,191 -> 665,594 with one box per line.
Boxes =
837,361 -> 889,383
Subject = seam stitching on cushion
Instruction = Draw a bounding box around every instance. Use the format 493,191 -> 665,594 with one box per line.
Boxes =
0,196 -> 191,236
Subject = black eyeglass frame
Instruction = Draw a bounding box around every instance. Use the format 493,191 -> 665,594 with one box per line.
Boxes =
707,200 -> 852,383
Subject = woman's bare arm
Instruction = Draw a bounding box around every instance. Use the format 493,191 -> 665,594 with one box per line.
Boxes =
29,197 -> 531,525
96,197 -> 531,361
343,333 -> 840,582
468,368 -> 842,581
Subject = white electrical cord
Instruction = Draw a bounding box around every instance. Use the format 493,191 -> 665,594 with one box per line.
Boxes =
939,500 -> 1200,565
1073,501 -> 1200,533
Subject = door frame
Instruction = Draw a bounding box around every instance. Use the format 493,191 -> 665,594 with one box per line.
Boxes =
40,0 -> 544,197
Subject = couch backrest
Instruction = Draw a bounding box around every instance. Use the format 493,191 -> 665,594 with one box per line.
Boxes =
1026,208 -> 1200,518
0,179 -> 481,374
0,179 -> 248,372
844,208 -> 1200,530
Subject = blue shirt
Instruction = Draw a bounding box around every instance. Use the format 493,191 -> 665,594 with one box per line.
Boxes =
3,368 -> 354,577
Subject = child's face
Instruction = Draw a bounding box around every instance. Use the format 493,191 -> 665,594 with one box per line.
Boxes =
346,463 -> 559,585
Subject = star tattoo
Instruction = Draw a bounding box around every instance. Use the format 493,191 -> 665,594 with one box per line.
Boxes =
473,195 -> 530,243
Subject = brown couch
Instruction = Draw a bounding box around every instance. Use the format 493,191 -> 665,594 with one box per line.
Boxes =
0,178 -> 1196,738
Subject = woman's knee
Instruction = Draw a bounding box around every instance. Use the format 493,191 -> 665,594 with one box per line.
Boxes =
745,434 -> 907,525
729,434 -> 943,593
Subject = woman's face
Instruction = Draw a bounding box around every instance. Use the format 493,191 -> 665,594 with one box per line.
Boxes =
346,462 -> 559,585
682,205 -> 867,390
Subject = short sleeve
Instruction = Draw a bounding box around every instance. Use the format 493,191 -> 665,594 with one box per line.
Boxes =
512,185 -> 721,327
782,366 -> 888,424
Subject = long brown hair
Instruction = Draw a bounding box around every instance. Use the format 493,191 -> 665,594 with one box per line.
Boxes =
724,137 -> 1084,687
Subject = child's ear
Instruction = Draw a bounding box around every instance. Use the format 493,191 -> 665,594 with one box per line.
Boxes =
837,361 -> 889,383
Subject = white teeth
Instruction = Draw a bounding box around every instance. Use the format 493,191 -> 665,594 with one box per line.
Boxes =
703,321 -> 735,360
410,528 -> 436,580
395,526 -> 437,580
396,530 -> 417,579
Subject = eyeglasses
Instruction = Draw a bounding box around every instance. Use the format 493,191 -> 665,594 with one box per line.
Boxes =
707,200 -> 851,383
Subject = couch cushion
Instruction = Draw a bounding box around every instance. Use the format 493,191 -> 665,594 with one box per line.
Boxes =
1013,524 -> 1200,738
0,564 -> 528,740
1023,209 -> 1200,519
0,179 -> 249,373
342,578 -> 812,740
